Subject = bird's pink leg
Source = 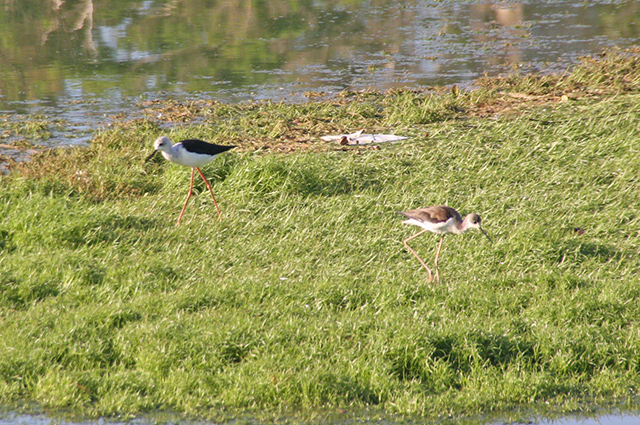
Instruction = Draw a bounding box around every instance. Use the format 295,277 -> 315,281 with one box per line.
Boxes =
403,229 -> 434,282
196,167 -> 223,220
177,168 -> 195,226
433,236 -> 445,284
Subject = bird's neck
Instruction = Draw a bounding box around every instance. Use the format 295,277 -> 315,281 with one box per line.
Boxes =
456,219 -> 472,234
161,150 -> 176,162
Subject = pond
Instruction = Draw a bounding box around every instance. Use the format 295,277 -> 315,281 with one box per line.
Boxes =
1,0 -> 640,147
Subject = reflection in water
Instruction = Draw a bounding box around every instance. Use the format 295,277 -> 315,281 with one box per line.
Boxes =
0,0 -> 639,140
469,3 -> 526,68
41,0 -> 96,56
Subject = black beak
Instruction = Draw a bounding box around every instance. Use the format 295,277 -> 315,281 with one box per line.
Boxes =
480,227 -> 493,243
145,150 -> 158,163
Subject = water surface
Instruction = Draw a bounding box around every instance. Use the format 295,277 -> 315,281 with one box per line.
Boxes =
1,0 -> 640,147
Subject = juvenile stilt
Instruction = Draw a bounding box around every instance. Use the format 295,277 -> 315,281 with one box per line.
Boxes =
398,205 -> 491,283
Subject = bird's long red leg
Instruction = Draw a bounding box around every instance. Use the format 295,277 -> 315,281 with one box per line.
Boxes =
403,229 -> 433,282
196,167 -> 223,220
177,168 -> 195,226
433,236 -> 444,284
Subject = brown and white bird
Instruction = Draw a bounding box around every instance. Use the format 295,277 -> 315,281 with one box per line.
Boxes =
398,205 -> 491,283
145,136 -> 235,225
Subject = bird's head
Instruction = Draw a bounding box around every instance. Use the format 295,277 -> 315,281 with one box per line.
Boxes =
145,136 -> 172,162
465,213 -> 492,243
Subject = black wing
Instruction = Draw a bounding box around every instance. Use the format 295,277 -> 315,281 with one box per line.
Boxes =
180,139 -> 236,156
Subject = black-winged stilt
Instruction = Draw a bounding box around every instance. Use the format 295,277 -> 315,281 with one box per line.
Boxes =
398,205 -> 491,283
145,136 -> 235,225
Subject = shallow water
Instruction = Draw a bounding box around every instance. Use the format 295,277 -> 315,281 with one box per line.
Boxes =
545,413 -> 640,424
1,0 -> 640,148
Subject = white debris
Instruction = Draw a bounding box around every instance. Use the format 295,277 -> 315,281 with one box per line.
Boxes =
321,130 -> 409,145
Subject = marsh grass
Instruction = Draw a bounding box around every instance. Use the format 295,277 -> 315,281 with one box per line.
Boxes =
1,49 -> 640,422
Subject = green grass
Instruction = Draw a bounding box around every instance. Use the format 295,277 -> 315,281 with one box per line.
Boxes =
2,49 -> 640,422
